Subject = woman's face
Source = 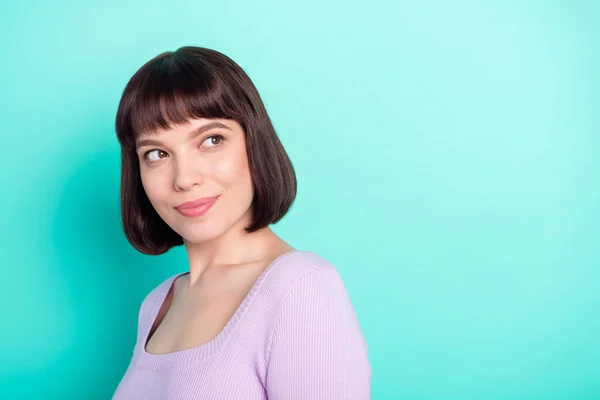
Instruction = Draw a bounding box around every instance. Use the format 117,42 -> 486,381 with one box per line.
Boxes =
135,117 -> 254,244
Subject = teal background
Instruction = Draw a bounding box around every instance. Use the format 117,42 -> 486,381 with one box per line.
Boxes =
1,1 -> 598,399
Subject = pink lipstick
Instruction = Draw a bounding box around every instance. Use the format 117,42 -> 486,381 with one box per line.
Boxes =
175,196 -> 219,218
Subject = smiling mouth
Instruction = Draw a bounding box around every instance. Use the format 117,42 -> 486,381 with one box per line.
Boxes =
175,196 -> 219,218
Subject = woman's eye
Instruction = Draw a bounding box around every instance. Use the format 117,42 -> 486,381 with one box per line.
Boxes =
202,135 -> 224,147
145,149 -> 167,162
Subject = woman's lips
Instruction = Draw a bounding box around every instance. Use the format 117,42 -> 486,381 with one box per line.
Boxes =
175,196 -> 219,217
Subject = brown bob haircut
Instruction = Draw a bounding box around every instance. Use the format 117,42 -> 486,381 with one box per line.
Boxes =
115,46 -> 297,255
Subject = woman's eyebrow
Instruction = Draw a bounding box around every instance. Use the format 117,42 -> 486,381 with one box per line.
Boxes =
135,121 -> 232,150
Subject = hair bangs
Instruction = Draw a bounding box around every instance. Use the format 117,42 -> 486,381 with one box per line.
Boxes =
116,51 -> 246,147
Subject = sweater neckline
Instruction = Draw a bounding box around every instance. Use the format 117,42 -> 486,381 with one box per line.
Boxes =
133,249 -> 301,370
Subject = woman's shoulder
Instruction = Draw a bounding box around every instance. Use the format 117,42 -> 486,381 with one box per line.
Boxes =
269,248 -> 336,276
137,272 -> 182,315
262,249 -> 346,300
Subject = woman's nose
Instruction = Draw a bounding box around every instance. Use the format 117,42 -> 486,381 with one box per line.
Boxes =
173,157 -> 203,191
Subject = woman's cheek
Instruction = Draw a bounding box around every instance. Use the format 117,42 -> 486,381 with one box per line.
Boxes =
214,158 -> 238,179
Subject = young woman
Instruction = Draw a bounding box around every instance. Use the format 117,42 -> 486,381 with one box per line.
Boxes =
111,46 -> 371,399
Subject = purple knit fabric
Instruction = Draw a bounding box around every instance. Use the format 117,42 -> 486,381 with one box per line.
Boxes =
112,250 -> 371,399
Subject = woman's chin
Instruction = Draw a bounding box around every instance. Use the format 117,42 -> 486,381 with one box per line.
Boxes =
177,224 -> 224,245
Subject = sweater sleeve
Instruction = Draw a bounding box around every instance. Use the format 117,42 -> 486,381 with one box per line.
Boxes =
135,291 -> 154,341
265,267 -> 372,399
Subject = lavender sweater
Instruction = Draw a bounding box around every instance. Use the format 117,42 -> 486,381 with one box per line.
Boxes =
112,250 -> 371,399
